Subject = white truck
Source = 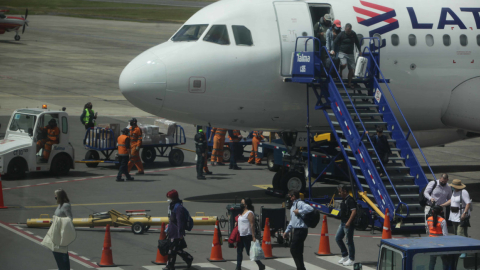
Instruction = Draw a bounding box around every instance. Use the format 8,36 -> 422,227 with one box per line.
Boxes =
0,107 -> 75,179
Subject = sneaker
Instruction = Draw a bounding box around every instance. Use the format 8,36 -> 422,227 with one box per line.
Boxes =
186,258 -> 193,268
338,257 -> 348,264
204,171 -> 213,175
136,171 -> 144,175
343,259 -> 355,266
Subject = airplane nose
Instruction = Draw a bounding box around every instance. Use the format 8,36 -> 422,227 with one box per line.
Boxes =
119,51 -> 167,112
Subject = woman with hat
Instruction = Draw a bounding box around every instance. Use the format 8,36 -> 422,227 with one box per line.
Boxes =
445,179 -> 471,238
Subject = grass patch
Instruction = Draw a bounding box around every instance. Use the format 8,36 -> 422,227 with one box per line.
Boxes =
2,0 -> 202,23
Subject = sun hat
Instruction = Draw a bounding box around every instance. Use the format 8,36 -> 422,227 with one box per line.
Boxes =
450,179 -> 466,189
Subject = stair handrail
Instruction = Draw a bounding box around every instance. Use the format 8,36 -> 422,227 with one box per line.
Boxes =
360,38 -> 436,183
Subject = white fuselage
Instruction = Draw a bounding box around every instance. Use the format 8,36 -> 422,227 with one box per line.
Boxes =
119,0 -> 480,146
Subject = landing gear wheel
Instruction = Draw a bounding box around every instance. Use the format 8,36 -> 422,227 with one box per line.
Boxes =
141,147 -> 156,164
223,148 -> 231,163
15,35 -> 20,41
85,150 -> 100,168
51,154 -> 71,176
7,157 -> 26,180
281,171 -> 306,193
272,171 -> 282,190
132,222 -> 145,234
168,149 -> 184,166
267,152 -> 280,172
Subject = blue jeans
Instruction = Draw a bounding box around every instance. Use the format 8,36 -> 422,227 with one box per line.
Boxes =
336,223 -> 355,260
53,252 -> 70,270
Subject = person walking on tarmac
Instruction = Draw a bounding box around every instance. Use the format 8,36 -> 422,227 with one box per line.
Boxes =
128,118 -> 145,175
248,131 -> 264,165
165,189 -> 193,270
80,102 -> 97,130
209,127 -> 228,166
228,129 -> 242,170
194,128 -> 207,180
36,119 -> 60,162
116,128 -> 134,182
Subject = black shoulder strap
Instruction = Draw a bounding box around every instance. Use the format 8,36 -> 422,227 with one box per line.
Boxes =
430,180 -> 437,195
460,190 -> 464,212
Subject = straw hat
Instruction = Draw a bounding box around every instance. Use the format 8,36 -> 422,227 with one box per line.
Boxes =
450,179 -> 466,189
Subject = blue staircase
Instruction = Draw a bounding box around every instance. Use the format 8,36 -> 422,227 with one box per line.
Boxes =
287,37 -> 436,229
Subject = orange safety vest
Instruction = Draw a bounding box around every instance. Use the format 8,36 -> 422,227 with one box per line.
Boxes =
212,128 -> 227,137
129,126 -> 142,146
117,135 -> 129,156
252,131 -> 264,140
229,130 -> 242,142
45,126 -> 60,142
427,216 -> 445,237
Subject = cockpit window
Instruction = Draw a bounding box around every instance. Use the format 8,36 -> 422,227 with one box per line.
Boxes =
203,25 -> 230,45
232,25 -> 253,46
171,24 -> 208,42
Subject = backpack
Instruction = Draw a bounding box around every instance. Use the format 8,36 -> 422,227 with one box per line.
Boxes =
296,201 -> 321,228
419,180 -> 437,207
173,203 -> 194,231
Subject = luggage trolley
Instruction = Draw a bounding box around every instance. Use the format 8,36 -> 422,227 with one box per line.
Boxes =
78,125 -> 187,168
260,205 -> 291,247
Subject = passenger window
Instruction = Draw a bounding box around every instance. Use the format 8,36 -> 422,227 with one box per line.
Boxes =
203,25 -> 230,45
443,34 -> 451,46
408,34 -> 416,46
357,34 -> 364,46
391,34 -> 399,46
426,34 -> 434,47
477,35 -> 480,46
171,24 -> 208,42
62,117 -> 68,134
232,25 -> 253,46
460,34 -> 468,46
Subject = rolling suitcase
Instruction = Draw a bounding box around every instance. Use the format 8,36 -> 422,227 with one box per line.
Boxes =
355,56 -> 368,77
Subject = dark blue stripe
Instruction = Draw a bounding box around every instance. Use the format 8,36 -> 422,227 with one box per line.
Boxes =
359,10 -> 397,27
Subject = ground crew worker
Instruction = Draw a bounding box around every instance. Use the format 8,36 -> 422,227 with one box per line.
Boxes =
116,128 -> 134,182
36,119 -> 60,162
80,102 -> 97,130
427,206 -> 450,270
209,127 -> 227,166
194,129 -> 207,180
127,118 -> 144,175
228,129 -> 242,170
248,131 -> 264,165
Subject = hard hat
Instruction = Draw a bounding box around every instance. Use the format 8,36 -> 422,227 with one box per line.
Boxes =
122,128 -> 129,135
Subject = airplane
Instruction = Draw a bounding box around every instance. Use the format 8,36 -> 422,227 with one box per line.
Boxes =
0,9 -> 28,41
119,0 -> 480,148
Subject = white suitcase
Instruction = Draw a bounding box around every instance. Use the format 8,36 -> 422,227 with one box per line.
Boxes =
355,56 -> 368,78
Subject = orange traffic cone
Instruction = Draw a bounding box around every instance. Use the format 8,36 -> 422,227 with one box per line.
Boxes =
207,220 -> 226,262
315,215 -> 332,256
262,218 -> 274,259
382,208 -> 392,239
152,223 -> 168,265
97,224 -> 116,267
0,174 -> 7,209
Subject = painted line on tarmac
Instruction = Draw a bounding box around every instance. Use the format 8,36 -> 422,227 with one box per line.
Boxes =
2,165 -> 195,191
24,200 -> 169,208
0,220 -> 98,269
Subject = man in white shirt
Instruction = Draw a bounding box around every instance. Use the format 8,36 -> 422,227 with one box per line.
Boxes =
423,173 -> 452,234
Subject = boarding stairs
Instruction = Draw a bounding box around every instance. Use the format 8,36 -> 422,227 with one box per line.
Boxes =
287,37 -> 436,229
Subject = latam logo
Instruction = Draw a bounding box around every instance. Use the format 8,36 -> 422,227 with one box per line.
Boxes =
354,1 -> 399,38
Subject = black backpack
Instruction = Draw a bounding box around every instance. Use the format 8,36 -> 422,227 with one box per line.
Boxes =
296,202 -> 321,228
419,180 -> 437,207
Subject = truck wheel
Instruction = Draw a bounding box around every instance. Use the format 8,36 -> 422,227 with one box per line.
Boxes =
281,171 -> 306,193
7,157 -> 27,180
131,222 -> 145,234
272,171 -> 282,189
85,150 -> 99,168
141,147 -> 156,164
168,149 -> 184,166
222,148 -> 231,162
267,152 -> 280,172
50,154 -> 71,176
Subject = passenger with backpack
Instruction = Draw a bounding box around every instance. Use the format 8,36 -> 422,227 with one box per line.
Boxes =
367,127 -> 392,165
336,184 -> 357,266
164,189 -> 193,270
423,174 -> 452,234
283,190 -> 314,270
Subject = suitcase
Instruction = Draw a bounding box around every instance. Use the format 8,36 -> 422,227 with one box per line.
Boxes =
355,56 -> 368,78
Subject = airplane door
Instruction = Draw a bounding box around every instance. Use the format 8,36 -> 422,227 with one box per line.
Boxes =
274,1 -> 314,76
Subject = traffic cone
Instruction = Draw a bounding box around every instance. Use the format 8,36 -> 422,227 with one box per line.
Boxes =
207,220 -> 226,262
382,208 -> 392,239
152,223 -> 168,265
0,174 -> 8,209
315,215 -> 332,256
97,224 -> 116,267
262,218 -> 274,259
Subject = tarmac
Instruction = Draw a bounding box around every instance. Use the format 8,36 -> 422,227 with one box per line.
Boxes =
1,15 -> 480,270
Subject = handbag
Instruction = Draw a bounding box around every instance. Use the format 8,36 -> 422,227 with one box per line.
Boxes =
158,239 -> 170,256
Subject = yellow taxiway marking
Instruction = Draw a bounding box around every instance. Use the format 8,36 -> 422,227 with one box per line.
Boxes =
25,200 -> 168,208
253,185 -> 273,190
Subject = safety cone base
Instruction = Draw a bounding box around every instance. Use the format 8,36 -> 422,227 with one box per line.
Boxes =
206,257 -> 226,262
151,260 -> 166,265
97,262 -> 117,267
315,252 -> 334,256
